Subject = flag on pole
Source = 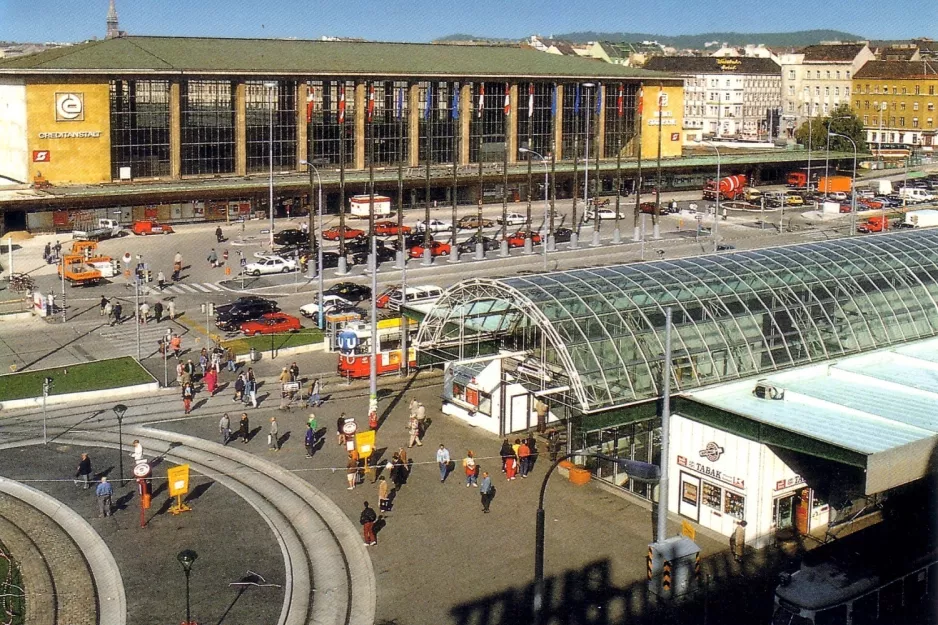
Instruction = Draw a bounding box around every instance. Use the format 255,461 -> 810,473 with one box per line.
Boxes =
451,85 -> 460,120
595,84 -> 602,115
367,84 -> 375,123
574,83 -> 581,115
527,83 -> 535,118
503,83 -> 510,117
395,87 -> 404,120
637,87 -> 644,116
424,83 -> 432,121
617,84 -> 624,118
477,83 -> 485,118
306,88 -> 315,123
551,84 -> 557,118
338,85 -> 346,124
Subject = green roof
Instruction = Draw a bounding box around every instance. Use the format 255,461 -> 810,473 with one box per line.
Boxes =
0,36 -> 676,81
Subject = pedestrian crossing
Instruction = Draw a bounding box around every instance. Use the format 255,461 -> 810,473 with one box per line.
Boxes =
97,321 -> 182,359
145,282 -> 225,295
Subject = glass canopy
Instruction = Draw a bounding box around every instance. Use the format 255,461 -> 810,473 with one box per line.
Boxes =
415,229 -> 938,413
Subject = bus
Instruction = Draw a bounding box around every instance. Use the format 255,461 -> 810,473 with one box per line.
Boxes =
771,519 -> 937,625
336,317 -> 418,379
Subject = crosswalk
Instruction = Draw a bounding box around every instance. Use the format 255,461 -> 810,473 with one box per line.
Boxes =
97,321 -> 183,359
144,282 -> 226,296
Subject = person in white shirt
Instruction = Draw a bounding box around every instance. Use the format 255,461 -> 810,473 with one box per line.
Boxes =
436,444 -> 450,482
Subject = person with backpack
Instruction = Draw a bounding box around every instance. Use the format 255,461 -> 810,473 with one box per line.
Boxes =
360,501 -> 378,546
304,425 -> 316,458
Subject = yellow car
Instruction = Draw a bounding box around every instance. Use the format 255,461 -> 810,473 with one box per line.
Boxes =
785,194 -> 805,206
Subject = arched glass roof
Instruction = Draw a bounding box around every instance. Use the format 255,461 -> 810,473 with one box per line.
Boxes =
416,229 -> 938,413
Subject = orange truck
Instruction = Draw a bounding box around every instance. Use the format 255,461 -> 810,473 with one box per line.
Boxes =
857,215 -> 890,233
58,254 -> 104,286
703,174 -> 748,200
817,176 -> 852,194
131,220 -> 174,235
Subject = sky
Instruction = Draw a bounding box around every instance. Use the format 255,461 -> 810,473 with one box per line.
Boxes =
0,0 -> 933,44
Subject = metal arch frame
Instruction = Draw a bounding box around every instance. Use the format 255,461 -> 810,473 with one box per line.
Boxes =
869,235 -> 938,333
415,278 -> 591,410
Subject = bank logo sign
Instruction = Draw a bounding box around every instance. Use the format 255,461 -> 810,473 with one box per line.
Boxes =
55,92 -> 85,121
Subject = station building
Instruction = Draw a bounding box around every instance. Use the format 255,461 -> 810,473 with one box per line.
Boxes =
413,229 -> 938,544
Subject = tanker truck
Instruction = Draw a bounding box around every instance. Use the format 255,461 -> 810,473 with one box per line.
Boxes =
703,174 -> 748,201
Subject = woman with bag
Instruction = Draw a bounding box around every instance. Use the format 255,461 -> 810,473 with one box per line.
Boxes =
238,413 -> 250,444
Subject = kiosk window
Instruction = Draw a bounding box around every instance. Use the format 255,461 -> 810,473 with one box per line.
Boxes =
702,482 -> 722,509
478,391 -> 492,416
681,481 -> 699,506
724,491 -> 745,519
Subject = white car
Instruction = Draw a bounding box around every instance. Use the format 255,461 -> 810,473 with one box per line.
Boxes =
299,295 -> 353,318
585,208 -> 624,221
414,219 -> 453,233
498,212 -> 526,226
243,256 -> 297,276
827,191 -> 848,202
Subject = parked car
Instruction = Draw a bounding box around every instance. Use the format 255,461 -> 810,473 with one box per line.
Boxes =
317,251 -> 342,270
585,208 -> 625,221
324,282 -> 373,301
392,233 -> 432,251
351,245 -> 397,265
300,295 -> 354,318
551,227 -> 573,243
273,228 -> 308,246
504,231 -> 542,248
272,242 -> 315,259
374,221 -> 412,236
409,240 -> 452,258
497,212 -> 527,226
639,202 -> 657,214
415,219 -> 453,233
458,215 -> 495,229
784,194 -> 805,206
827,191 -> 848,202
215,299 -> 280,330
243,256 -> 298,276
346,238 -> 386,255
375,285 -> 401,309
457,234 -> 499,253
240,312 -> 301,336
874,196 -> 903,208
322,226 -> 366,241
130,220 -> 174,235
215,296 -> 274,317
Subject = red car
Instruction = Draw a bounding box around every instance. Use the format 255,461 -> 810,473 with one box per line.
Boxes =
858,198 -> 884,210
409,241 -> 451,258
375,285 -> 400,309
374,221 -> 412,236
322,226 -> 366,241
240,312 -> 301,336
505,231 -> 542,248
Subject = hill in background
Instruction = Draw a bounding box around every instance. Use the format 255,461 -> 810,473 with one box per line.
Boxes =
435,30 -> 864,48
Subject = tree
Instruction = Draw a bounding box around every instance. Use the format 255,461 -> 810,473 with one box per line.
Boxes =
794,104 -> 867,154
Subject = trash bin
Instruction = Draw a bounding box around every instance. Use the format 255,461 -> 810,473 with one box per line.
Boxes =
249,347 -> 258,363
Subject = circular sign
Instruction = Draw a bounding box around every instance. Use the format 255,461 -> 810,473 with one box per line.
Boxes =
133,463 -> 151,477
341,418 -> 358,436
337,330 -> 359,354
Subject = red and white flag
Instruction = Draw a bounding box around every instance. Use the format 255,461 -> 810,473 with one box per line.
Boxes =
503,83 -> 510,116
617,84 -> 624,118
527,83 -> 535,118
306,89 -> 315,123
338,85 -> 346,124
637,87 -> 644,116
477,83 -> 485,118
367,84 -> 375,123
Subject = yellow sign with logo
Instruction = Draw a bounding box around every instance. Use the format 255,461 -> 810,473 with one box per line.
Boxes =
681,519 -> 696,541
167,464 -> 191,497
355,430 -> 376,459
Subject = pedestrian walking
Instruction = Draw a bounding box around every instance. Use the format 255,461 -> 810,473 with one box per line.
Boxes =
207,248 -> 218,268
199,350 -> 209,377
96,477 -> 113,517
170,334 -> 182,359
99,295 -> 108,316
157,270 -> 165,291
407,415 -> 423,448
279,367 -> 291,386
204,367 -> 217,396
182,382 -> 194,414
377,476 -> 389,512
43,242 -> 51,262
175,361 -> 185,385
307,413 -> 318,435
306,377 -> 322,407
480,472 -> 494,513
436,444 -> 450,482
131,439 -> 144,464
211,348 -> 222,373
139,301 -> 149,325
103,299 -> 113,320
505,454 -> 518,481
337,413 -> 346,446
346,452 -> 358,490
518,439 -> 531,478
112,302 -> 123,325
184,358 -> 195,382
289,361 -> 299,382
388,453 -> 406,491
75,453 -> 93,488
416,402 -> 427,435
360,501 -> 378,546
535,399 -> 549,434
219,413 -> 231,445
499,438 -> 512,473
245,376 -> 258,408
167,299 -> 175,320
152,300 -> 163,323
409,397 -> 418,418
225,346 -> 236,372
463,451 -> 478,487
238,413 -> 250,444
233,373 -> 245,402
730,520 -> 747,563
268,416 -> 280,451
722,206 -> 728,221
304,425 -> 316,458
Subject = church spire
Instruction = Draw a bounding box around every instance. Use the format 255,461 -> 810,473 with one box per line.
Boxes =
106,0 -> 120,39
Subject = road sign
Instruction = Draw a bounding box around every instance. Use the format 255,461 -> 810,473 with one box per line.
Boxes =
337,330 -> 359,354
133,463 -> 151,478
167,464 -> 190,497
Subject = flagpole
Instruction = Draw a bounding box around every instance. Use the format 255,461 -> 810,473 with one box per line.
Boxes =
423,83 -> 433,266
525,82 -> 534,255
613,83 -> 623,244
592,84 -> 602,247
633,85 -> 644,242
501,82 -> 510,257
571,83 -> 580,249
548,83 -> 557,252
450,83 -> 460,263
337,83 -> 348,274
477,82 -> 486,261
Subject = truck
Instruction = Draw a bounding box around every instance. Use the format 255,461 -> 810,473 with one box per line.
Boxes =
904,209 -> 938,229
72,219 -> 122,241
857,215 -> 890,233
57,254 -> 104,286
703,174 -> 747,201
131,220 -> 174,235
817,176 -> 852,194
349,194 -> 392,218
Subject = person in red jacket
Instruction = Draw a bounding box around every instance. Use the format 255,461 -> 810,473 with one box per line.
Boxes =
517,440 -> 531,478
505,454 -> 518,481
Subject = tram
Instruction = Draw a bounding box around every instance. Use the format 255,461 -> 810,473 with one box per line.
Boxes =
771,518 -> 937,625
336,317 -> 418,379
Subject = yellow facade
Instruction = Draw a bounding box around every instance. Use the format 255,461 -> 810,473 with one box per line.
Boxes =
26,80 -> 111,184
852,73 -> 938,143
641,84 -> 684,159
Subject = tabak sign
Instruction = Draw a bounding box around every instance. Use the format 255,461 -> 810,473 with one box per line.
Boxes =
677,454 -> 745,489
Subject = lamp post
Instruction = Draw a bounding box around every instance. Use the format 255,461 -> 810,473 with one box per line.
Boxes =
162,327 -> 171,387
112,404 -> 126,486
697,141 -> 721,252
134,256 -> 141,361
41,376 -> 53,444
519,147 -> 549,270
177,549 -> 198,625
823,115 -> 849,198
300,159 -> 325,329
582,83 -> 595,209
534,452 -> 660,617
265,82 -> 277,248
829,132 -> 858,236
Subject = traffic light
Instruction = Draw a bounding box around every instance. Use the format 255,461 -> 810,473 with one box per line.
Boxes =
145,270 -> 152,282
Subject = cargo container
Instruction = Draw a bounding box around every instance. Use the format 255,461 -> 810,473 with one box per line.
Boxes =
904,209 -> 938,228
817,176 -> 852,194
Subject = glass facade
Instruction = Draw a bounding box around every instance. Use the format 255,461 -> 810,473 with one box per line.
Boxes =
417,229 -> 938,413
245,81 -> 297,174
469,81 -> 508,163
603,83 -> 638,158
367,81 -> 409,166
109,79 -> 171,179
516,81 -> 554,158
180,80 -> 235,175
308,80 -> 355,167
561,82 -> 599,159
417,81 -> 458,165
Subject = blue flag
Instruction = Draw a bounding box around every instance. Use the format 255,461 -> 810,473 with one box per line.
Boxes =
451,86 -> 459,120
595,85 -> 602,115
574,84 -> 581,115
424,83 -> 432,121
551,84 -> 557,118
395,87 -> 404,120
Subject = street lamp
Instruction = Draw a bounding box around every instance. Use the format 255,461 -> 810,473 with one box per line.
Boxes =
696,141 -> 721,252
519,147 -> 550,271
829,132 -> 858,236
265,82 -> 277,248
41,376 -> 53,444
300,159 -> 325,330
823,115 -> 849,197
176,549 -> 198,625
534,451 -> 661,617
112,404 -> 127,486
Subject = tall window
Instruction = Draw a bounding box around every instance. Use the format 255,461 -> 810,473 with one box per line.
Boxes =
367,81 -> 409,166
245,81 -> 297,174
560,82 -> 600,160
180,80 -> 235,176
469,81 -> 507,163
517,82 -> 555,157
416,81 -> 458,165
110,79 -> 170,179
308,80 -> 355,167
601,83 -> 638,158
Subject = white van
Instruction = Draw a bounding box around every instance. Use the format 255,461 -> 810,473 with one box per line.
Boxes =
898,187 -> 935,204
388,285 -> 444,311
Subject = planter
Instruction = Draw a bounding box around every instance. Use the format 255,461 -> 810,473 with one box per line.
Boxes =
568,464 -> 591,485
